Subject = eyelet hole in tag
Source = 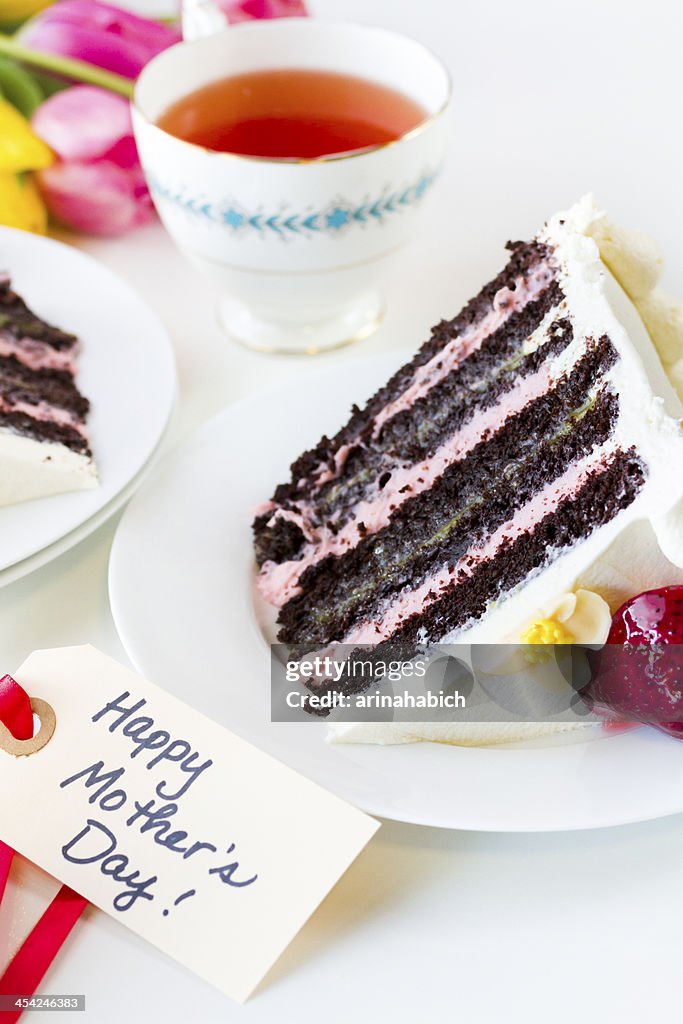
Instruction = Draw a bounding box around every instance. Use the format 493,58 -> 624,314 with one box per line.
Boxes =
0,698 -> 56,757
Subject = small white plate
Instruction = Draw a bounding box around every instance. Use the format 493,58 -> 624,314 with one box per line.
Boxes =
109,354 -> 683,831
0,228 -> 176,571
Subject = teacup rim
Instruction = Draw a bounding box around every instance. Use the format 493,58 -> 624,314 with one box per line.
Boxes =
133,17 -> 453,167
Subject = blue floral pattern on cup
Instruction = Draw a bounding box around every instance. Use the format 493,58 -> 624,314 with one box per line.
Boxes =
148,167 -> 439,239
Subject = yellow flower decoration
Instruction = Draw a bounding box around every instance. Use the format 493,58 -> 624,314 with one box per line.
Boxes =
0,98 -> 53,173
520,589 -> 611,663
0,171 -> 48,234
0,99 -> 53,235
521,617 -> 574,663
521,617 -> 575,646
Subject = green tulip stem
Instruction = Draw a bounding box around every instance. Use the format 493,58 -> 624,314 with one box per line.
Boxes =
0,34 -> 135,99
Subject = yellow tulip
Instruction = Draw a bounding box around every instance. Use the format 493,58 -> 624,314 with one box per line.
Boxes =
0,96 -> 53,172
0,170 -> 47,233
0,97 -> 52,233
0,0 -> 54,24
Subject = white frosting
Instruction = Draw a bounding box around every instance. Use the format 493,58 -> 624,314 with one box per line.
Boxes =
0,428 -> 97,507
327,720 -> 591,746
637,289 -> 683,367
586,211 -> 683,372
668,357 -> 683,401
577,518 -> 683,610
587,214 -> 663,300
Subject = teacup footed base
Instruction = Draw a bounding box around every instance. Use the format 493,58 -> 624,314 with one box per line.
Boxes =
217,292 -> 385,356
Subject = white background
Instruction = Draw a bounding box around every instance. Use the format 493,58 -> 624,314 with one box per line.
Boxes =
1,0 -> 683,1020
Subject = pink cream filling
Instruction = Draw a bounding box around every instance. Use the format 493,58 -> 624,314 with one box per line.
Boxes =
371,261 -> 555,438
0,395 -> 84,432
256,257 -> 560,609
257,356 -> 562,608
254,444 -> 357,520
341,444 -> 616,645
0,333 -> 77,374
286,259 -> 556,497
309,443 -> 355,487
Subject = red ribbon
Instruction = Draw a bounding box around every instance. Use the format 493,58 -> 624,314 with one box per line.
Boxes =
0,675 -> 87,1023
0,675 -> 32,909
0,676 -> 34,745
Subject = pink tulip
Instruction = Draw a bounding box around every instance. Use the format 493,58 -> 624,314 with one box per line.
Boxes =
217,0 -> 308,21
32,85 -> 154,236
37,161 -> 152,235
20,0 -> 180,80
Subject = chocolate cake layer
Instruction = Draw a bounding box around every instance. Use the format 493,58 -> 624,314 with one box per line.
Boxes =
268,241 -> 556,503
0,276 -> 77,351
310,306 -> 571,531
308,449 -> 646,699
254,516 -> 307,568
278,384 -> 619,647
0,354 -> 89,418
386,448 -> 646,647
254,302 -> 571,568
261,331 -> 618,600
0,409 -> 91,454
375,297 -> 568,457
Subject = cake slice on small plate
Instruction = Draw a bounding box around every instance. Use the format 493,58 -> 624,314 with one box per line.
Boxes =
253,196 -> 683,743
0,273 -> 97,506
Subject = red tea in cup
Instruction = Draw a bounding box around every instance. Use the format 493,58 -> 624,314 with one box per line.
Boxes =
157,68 -> 426,159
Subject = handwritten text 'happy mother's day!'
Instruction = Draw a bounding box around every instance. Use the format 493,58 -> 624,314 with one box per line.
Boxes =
58,692 -> 258,915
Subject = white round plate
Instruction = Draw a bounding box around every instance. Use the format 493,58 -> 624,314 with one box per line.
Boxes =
0,228 -> 176,571
109,353 -> 683,832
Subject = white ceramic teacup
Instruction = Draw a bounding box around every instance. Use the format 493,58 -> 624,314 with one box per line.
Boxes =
133,18 -> 451,354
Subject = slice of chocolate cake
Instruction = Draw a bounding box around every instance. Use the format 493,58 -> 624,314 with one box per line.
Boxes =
253,197 -> 683,663
0,273 -> 97,506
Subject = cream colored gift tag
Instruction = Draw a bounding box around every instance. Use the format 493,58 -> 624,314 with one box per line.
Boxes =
0,646 -> 379,1003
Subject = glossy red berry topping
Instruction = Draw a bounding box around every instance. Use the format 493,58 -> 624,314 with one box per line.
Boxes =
587,586 -> 683,739
607,586 -> 683,646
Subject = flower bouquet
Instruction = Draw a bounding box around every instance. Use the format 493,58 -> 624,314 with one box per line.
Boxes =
0,0 -> 307,235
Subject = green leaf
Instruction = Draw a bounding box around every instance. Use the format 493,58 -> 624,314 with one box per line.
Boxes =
0,56 -> 43,117
29,70 -> 68,99
0,34 -> 133,98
